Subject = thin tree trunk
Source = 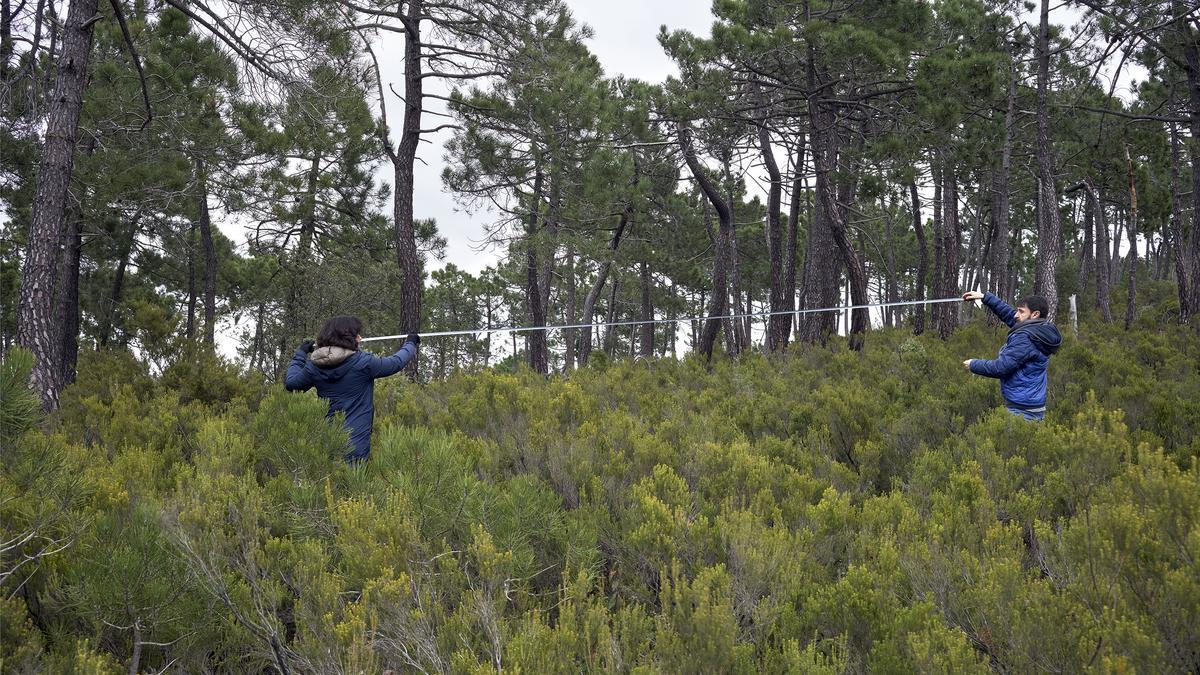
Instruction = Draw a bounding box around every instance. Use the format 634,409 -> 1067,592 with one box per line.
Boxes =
525,166 -> 547,374
724,159 -> 745,355
993,60 -> 1016,302
1124,145 -> 1138,329
56,209 -> 81,388
578,204 -> 629,367
940,163 -> 960,339
186,223 -> 197,340
1088,183 -> 1113,322
285,154 -> 321,348
1182,24 -> 1200,325
564,243 -> 576,370
392,0 -> 424,372
1078,191 -> 1094,294
99,214 -> 140,348
197,159 -> 217,348
910,179 -> 927,335
1169,123 -> 1190,323
15,0 -> 100,410
639,260 -> 653,357
785,137 -> 804,345
1034,0 -> 1061,321
931,162 -> 944,333
603,276 -> 618,358
755,86 -> 788,352
679,123 -> 733,360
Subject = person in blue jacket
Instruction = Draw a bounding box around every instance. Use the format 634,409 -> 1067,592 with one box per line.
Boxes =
285,316 -> 419,462
961,291 -> 1062,421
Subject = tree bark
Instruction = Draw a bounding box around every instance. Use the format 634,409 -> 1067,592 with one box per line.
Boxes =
939,163 -> 959,339
56,209 -> 81,388
785,137 -> 805,343
524,167 -> 546,374
564,243 -> 576,370
1078,191 -> 1094,294
1034,0 -> 1061,321
16,0 -> 99,410
197,158 -> 217,348
1124,145 -> 1138,330
578,204 -> 630,367
1087,183 -> 1113,322
639,261 -> 653,357
931,162 -> 944,332
1168,123 -> 1190,323
910,179 -> 927,335
392,0 -> 425,373
603,276 -> 618,357
992,60 -> 1016,303
755,88 -> 788,352
99,215 -> 139,348
1181,21 -> 1200,326
186,223 -> 197,340
678,123 -> 733,360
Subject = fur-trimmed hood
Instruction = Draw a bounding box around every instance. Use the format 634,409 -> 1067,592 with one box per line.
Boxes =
311,345 -> 356,368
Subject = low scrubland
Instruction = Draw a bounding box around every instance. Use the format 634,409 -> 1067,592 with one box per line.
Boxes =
2,301 -> 1197,673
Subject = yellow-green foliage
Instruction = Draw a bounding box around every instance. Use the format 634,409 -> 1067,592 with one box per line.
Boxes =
1,321 -> 1198,673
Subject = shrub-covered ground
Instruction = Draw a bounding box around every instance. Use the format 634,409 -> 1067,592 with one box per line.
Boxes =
2,313 -> 1198,673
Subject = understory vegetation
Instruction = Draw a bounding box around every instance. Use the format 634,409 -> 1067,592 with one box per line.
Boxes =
2,289 -> 1197,673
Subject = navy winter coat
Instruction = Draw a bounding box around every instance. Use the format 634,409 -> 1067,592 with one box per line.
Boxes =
284,340 -> 417,461
969,292 -> 1063,408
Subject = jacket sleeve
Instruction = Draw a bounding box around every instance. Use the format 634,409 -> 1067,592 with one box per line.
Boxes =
983,292 -> 1017,327
284,348 -> 314,391
364,340 -> 418,379
970,332 -> 1033,379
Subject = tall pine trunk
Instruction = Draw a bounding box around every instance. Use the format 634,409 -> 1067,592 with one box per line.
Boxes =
1088,183 -> 1113,322
56,210 -> 81,387
197,159 -> 217,348
391,0 -> 424,372
992,61 -> 1016,302
1124,146 -> 1138,329
524,167 -> 547,374
910,179 -> 927,335
16,0 -> 99,410
755,88 -> 789,352
578,204 -> 629,367
939,164 -> 959,339
1169,123 -> 1190,323
785,138 -> 804,342
679,123 -> 733,360
639,261 -> 653,357
1034,0 -> 1061,320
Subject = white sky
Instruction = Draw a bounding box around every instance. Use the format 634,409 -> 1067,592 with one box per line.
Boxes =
372,0 -> 716,276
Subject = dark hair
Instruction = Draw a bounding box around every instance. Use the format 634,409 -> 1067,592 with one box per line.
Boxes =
1017,295 -> 1049,318
317,316 -> 363,351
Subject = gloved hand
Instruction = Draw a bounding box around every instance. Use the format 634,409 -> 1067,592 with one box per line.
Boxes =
406,333 -> 421,346
301,339 -> 315,354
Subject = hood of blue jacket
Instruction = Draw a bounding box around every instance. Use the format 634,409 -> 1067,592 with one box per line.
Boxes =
308,346 -> 358,381
1011,319 -> 1062,355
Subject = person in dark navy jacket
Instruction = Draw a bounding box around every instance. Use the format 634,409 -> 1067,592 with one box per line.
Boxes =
961,291 -> 1062,421
285,316 -> 419,461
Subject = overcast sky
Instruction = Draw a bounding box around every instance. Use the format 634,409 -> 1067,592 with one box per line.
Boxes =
372,0 -> 717,277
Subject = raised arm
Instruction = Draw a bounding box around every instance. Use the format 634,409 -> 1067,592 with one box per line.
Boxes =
981,292 -> 1017,327
284,341 -> 315,391
364,336 -> 419,379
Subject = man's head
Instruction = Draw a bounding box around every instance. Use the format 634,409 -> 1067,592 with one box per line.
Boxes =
1015,295 -> 1049,323
317,315 -> 364,350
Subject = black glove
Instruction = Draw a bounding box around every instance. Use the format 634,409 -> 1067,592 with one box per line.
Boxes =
406,333 -> 421,346
301,339 -> 315,354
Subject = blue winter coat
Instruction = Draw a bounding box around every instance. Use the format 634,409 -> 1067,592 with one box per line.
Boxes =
284,340 -> 417,461
970,293 -> 1063,408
